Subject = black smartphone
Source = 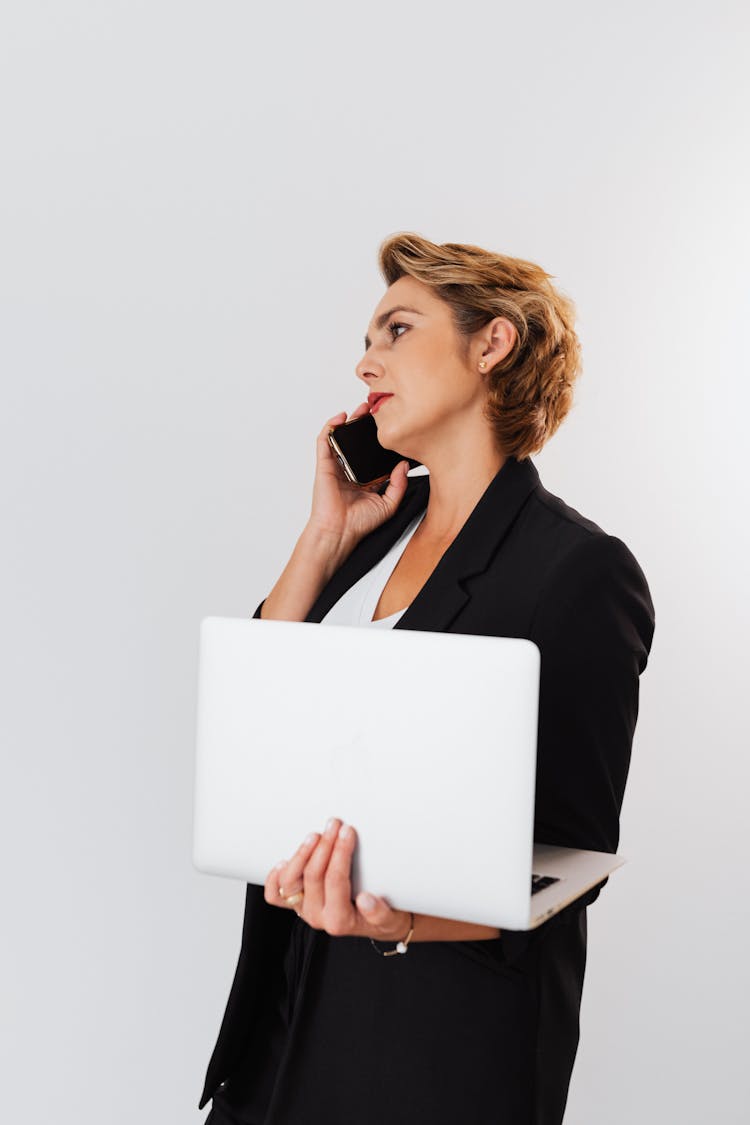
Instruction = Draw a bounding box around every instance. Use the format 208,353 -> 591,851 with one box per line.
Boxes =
327,413 -> 421,488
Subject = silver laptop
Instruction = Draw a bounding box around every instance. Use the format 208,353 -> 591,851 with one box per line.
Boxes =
193,616 -> 625,931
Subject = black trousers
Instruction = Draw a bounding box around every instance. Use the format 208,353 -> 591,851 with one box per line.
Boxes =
202,907 -> 587,1125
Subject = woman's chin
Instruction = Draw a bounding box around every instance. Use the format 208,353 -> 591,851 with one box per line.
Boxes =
374,417 -> 405,454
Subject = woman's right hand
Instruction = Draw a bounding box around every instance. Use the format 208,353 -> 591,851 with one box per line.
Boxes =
307,402 -> 411,553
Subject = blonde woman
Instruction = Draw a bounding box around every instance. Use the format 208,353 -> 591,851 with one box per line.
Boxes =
200,233 -> 655,1125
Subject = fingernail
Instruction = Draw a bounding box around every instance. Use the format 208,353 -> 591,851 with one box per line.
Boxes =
325,817 -> 337,834
304,832 -> 317,846
360,893 -> 376,911
338,823 -> 351,839
275,859 -> 287,869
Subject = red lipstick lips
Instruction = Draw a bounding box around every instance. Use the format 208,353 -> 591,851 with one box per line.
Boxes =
368,392 -> 393,414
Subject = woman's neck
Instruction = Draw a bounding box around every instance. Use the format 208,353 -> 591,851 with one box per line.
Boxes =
417,439 -> 507,543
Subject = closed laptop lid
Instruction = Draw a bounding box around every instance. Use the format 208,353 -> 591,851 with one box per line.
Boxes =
193,616 -> 541,929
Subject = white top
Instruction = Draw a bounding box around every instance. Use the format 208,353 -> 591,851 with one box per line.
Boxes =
320,510 -> 426,629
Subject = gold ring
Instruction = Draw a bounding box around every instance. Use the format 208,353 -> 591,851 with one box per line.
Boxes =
283,891 -> 304,908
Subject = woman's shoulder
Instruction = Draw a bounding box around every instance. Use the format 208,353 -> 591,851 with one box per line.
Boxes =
522,477 -> 646,579
517,483 -> 655,662
504,473 -> 653,634
530,479 -> 607,538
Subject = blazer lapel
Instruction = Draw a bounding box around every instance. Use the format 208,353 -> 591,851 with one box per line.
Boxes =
396,456 -> 541,633
306,456 -> 541,633
305,473 -> 430,623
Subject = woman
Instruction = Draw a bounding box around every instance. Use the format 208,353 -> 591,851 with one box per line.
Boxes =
200,233 -> 656,1125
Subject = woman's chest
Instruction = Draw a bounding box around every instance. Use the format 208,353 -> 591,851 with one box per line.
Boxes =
372,533 -> 454,621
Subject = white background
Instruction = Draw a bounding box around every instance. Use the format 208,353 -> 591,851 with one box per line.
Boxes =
1,2 -> 748,1122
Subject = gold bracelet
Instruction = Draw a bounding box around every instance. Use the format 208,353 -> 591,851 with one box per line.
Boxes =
369,912 -> 415,957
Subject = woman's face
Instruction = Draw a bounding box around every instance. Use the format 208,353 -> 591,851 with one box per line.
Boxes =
356,276 -> 493,462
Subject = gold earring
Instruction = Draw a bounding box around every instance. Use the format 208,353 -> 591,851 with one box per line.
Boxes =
479,361 -> 487,370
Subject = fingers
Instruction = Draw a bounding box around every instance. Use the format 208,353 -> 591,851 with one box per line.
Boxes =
355,895 -> 410,942
264,830 -> 320,910
323,822 -> 358,935
317,408 -> 367,473
264,817 -> 358,935
317,413 -> 348,459
321,411 -> 347,436
379,459 -> 411,510
262,819 -> 408,942
302,816 -> 344,921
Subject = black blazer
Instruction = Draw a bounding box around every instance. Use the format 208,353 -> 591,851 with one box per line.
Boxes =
199,454 -> 656,1111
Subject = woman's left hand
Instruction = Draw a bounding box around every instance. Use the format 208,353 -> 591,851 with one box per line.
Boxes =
264,816 -> 411,943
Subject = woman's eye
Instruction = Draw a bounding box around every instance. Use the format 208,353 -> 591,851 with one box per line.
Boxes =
388,321 -> 408,340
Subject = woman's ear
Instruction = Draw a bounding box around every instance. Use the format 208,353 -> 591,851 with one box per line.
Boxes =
479,317 -> 517,371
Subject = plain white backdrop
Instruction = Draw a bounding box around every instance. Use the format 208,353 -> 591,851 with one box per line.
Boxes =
1,2 -> 748,1122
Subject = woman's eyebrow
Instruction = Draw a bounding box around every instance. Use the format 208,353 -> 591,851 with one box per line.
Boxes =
364,305 -> 424,350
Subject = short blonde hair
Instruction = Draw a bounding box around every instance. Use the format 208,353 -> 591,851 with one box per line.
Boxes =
378,232 -> 582,460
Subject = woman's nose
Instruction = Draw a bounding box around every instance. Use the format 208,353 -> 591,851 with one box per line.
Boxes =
356,356 -> 383,383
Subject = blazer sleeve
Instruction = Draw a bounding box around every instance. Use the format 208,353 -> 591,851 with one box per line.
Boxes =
498,532 -> 655,966
529,532 -> 655,872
